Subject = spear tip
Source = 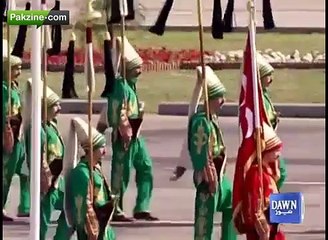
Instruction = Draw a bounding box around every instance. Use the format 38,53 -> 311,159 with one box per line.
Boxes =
247,0 -> 255,12
70,32 -> 76,41
105,31 -> 111,41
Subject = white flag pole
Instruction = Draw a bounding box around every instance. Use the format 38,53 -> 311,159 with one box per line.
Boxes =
247,0 -> 264,211
30,0 -> 42,239
248,1 -> 260,128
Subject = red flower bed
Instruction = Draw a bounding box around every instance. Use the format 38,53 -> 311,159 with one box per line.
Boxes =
21,48 -> 213,66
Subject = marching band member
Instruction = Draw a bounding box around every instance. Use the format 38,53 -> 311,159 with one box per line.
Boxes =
233,123 -> 286,240
3,41 -> 30,221
65,117 -> 117,240
188,66 -> 237,240
23,79 -> 74,239
257,56 -> 287,190
97,36 -> 159,221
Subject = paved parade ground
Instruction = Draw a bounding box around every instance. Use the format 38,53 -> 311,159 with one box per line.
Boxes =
3,114 -> 325,239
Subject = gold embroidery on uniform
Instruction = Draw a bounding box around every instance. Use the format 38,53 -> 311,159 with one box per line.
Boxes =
195,193 -> 209,239
12,104 -> 20,116
94,187 -> 99,200
127,101 -> 138,116
210,128 -> 217,155
48,143 -> 61,156
94,186 -> 105,203
194,123 -> 208,154
48,143 -> 61,162
75,195 -> 84,225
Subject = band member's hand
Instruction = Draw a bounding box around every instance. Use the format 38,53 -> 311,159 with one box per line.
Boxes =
169,166 -> 186,181
203,161 -> 218,194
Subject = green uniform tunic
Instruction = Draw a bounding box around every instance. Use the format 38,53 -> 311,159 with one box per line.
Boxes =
25,120 -> 73,240
188,112 -> 237,240
2,80 -> 30,215
105,77 -> 153,215
68,158 -> 116,240
263,89 -> 287,189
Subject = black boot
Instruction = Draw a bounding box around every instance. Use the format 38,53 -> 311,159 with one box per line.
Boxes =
62,34 -> 77,99
148,0 -> 174,36
223,0 -> 234,32
71,88 -> 79,98
263,0 -> 275,29
112,214 -> 135,222
126,0 -> 135,20
62,90 -> 72,99
11,2 -> 30,58
47,1 -> 62,56
62,88 -> 78,99
211,0 -> 224,39
134,212 -> 159,221
108,0 -> 135,23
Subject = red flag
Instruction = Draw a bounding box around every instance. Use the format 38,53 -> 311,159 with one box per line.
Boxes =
232,32 -> 269,233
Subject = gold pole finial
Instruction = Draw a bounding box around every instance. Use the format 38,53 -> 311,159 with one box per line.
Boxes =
86,0 -> 102,22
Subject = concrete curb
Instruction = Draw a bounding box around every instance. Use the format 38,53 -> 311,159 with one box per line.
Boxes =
60,99 -> 107,114
3,220 -> 325,234
58,100 -> 325,118
58,24 -> 325,34
20,61 -> 325,72
158,102 -> 326,118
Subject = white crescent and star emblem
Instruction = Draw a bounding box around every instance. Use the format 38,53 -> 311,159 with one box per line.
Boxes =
239,74 -> 254,140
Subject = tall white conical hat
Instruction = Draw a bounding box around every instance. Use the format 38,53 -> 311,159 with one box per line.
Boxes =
188,68 -> 203,118
72,117 -> 106,151
196,65 -> 226,100
116,36 -> 143,72
22,78 -> 61,132
3,37 -> 22,78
